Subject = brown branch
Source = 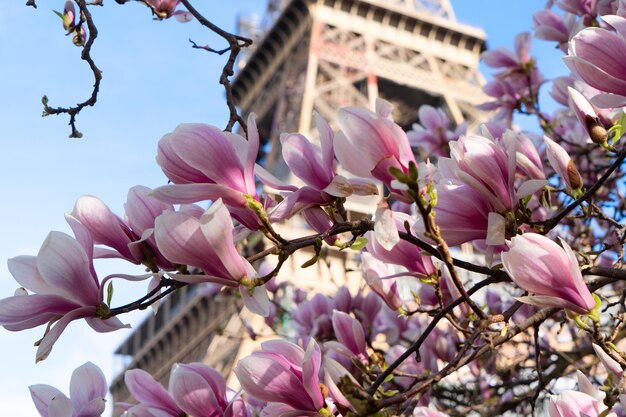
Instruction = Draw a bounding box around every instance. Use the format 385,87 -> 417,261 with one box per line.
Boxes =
374,276 -> 620,412
398,231 -> 503,278
367,274 -> 501,395
100,277 -> 186,318
583,265 -> 626,281
42,0 -> 102,138
178,0 -> 252,133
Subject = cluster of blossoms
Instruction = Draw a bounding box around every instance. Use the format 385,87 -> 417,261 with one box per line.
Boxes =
8,0 -> 626,416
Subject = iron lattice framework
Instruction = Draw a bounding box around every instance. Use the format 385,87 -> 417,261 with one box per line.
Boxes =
233,0 -> 487,179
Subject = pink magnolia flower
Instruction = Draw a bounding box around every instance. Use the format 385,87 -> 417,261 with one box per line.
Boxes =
234,339 -> 327,416
330,310 -> 369,365
0,224 -> 126,362
169,363 -> 249,417
482,32 -> 532,70
123,368 -> 182,417
478,78 -> 519,124
533,9 -> 570,47
481,32 -> 544,120
71,185 -> 175,270
548,390 -> 600,417
385,344 -> 437,389
565,15 -> 626,108
257,113 -> 377,221
335,99 -> 417,202
61,0 -> 75,31
592,343 -> 624,379
417,181 -> 490,246
501,233 -> 596,315
124,364 -> 249,417
291,293 -> 334,338
153,114 -> 262,229
30,362 -> 107,417
407,105 -> 466,158
146,0 -> 192,22
555,0 -> 596,16
443,133 -> 517,212
413,407 -> 451,417
366,211 -> 435,278
154,199 -> 270,316
360,253 -> 403,311
351,291 -> 382,334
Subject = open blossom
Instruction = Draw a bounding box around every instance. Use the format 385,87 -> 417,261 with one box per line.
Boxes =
123,368 -> 182,417
30,362 -> 107,417
71,185 -> 175,270
234,339 -> 327,416
360,253 -> 403,310
443,133 -> 516,212
416,181 -> 490,246
482,31 -> 532,70
169,363 -> 249,417
335,99 -> 417,201
366,229 -> 436,279
152,114 -> 262,229
407,105 -> 466,157
291,293 -> 334,338
0,223 -> 126,362
257,113 -> 377,221
124,364 -> 248,417
479,78 -> 519,124
533,9 -> 570,48
565,15 -> 626,108
501,233 -> 595,315
154,199 -> 269,316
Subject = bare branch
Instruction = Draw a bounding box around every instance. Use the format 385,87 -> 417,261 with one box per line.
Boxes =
42,0 -> 102,138
178,0 -> 252,133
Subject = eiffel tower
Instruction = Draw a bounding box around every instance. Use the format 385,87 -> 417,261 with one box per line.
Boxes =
110,0 -> 486,410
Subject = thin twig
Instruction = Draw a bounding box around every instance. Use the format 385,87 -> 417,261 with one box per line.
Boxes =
42,0 -> 102,138
178,0 -> 252,133
542,148 -> 626,231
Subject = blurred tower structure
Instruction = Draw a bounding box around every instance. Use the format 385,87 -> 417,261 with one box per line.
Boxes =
110,0 -> 486,411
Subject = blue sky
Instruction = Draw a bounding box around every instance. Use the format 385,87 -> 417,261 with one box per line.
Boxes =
0,1 -> 559,415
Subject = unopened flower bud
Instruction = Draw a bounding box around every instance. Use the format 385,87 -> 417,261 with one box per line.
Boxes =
72,26 -> 86,47
586,117 -> 608,145
62,0 -> 75,31
567,160 -> 583,190
568,87 -> 608,145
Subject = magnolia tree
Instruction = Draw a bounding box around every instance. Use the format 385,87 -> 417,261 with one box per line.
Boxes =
4,0 -> 626,416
